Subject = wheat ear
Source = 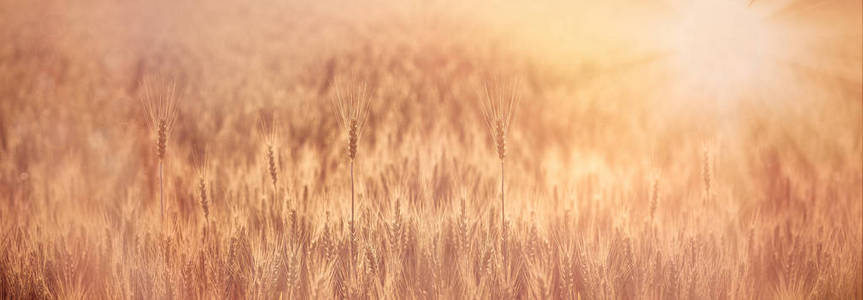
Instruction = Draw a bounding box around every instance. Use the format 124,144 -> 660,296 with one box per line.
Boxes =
258,111 -> 280,207
193,145 -> 210,224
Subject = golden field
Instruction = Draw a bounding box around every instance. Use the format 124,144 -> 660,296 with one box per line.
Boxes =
0,0 -> 861,298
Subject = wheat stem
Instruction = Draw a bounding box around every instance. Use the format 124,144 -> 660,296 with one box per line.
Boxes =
500,157 -> 505,255
350,159 -> 355,281
159,159 -> 164,224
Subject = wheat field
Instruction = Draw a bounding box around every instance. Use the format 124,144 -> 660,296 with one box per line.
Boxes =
0,0 -> 861,299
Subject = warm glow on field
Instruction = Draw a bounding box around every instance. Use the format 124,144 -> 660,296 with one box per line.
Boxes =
0,0 -> 860,298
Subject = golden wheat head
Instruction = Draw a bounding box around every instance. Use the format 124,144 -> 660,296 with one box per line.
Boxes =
480,78 -> 521,160
192,145 -> 210,221
332,81 -> 372,160
258,111 -> 280,190
139,78 -> 180,160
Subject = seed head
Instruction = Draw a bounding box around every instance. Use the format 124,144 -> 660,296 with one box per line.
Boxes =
199,176 -> 208,221
192,145 -> 210,221
480,78 -> 520,161
348,119 -> 358,159
139,77 -> 179,161
258,111 -> 280,189
267,144 -> 278,188
157,120 -> 168,159
332,81 -> 372,161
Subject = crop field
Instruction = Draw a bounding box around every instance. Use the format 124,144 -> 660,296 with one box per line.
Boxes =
0,0 -> 861,298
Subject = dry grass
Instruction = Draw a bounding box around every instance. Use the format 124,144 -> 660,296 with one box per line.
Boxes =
0,0 -> 861,299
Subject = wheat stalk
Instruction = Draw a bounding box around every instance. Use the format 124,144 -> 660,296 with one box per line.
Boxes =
193,145 -> 210,224
331,80 -> 372,279
258,111 -> 280,207
702,149 -> 712,203
650,178 -> 659,221
479,78 -> 520,257
139,77 -> 179,224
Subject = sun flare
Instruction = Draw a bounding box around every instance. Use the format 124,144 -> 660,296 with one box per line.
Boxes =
664,1 -> 779,99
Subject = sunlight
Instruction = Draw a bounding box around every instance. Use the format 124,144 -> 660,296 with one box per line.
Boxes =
664,0 -> 779,100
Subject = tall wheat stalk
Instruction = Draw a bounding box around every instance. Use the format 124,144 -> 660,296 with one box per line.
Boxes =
258,111 -> 280,208
140,78 -> 179,224
192,145 -> 210,224
331,81 -> 372,278
480,78 -> 520,257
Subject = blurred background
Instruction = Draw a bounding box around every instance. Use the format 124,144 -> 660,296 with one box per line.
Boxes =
0,0 -> 860,297
0,0 -> 859,215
